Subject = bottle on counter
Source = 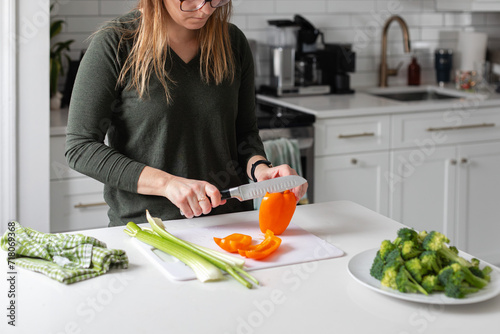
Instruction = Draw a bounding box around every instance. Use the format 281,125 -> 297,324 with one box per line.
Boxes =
408,56 -> 421,86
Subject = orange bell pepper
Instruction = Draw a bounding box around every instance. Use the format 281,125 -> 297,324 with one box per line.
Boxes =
237,230 -> 282,260
214,230 -> 281,260
213,233 -> 252,253
259,190 -> 297,235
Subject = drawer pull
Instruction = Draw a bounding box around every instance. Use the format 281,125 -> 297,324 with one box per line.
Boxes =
426,123 -> 495,132
74,202 -> 107,209
338,132 -> 375,139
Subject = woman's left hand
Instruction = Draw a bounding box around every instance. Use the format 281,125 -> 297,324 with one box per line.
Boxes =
254,164 -> 308,203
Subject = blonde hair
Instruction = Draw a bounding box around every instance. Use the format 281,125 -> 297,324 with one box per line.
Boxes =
117,0 -> 234,102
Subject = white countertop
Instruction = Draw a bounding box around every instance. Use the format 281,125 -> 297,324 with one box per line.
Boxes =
257,84 -> 500,118
2,201 -> 499,333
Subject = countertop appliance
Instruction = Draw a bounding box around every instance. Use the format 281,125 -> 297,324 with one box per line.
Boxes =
255,100 -> 315,203
260,15 -> 355,97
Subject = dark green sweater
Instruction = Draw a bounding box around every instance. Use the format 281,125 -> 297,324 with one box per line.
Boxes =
66,11 -> 266,226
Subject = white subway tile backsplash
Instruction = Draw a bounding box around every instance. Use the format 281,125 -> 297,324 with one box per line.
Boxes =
276,1 -> 327,14
100,0 -> 137,16
327,1 -> 376,13
444,13 -> 473,26
66,16 -> 115,33
51,0 -> 500,88
233,1 -> 275,14
53,1 -> 99,16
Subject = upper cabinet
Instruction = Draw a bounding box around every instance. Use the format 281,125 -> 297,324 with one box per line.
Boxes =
436,0 -> 500,11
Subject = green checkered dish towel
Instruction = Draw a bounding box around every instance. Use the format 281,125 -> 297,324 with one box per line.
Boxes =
1,222 -> 128,284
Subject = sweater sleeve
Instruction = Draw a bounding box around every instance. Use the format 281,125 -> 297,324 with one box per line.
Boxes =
232,26 -> 267,172
65,26 -> 146,193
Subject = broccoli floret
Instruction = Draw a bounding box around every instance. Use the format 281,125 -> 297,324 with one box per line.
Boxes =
458,264 -> 489,289
467,258 -> 492,281
396,266 -> 428,295
417,230 -> 428,244
422,231 -> 471,268
420,250 -> 442,273
439,263 -> 488,290
437,265 -> 455,286
385,248 -> 404,266
380,265 -> 399,290
421,275 -> 444,294
379,239 -> 397,260
370,251 -> 385,280
401,240 -> 423,260
443,270 -> 480,299
404,257 -> 427,283
392,236 -> 402,247
482,266 -> 493,282
469,266 -> 485,280
397,227 -> 419,243
449,246 -> 459,256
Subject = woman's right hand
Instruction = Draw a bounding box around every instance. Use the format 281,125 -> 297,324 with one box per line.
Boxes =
163,176 -> 226,219
137,166 -> 225,219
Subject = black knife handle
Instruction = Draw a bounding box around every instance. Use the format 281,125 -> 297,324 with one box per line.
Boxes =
220,189 -> 231,200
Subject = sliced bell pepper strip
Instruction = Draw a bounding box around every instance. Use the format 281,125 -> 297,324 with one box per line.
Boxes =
214,230 -> 282,260
213,233 -> 252,253
238,231 -> 281,260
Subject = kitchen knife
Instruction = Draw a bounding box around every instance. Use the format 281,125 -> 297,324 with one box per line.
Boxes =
220,175 -> 307,201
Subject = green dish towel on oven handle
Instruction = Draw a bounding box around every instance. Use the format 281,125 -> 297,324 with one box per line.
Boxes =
1,222 -> 128,284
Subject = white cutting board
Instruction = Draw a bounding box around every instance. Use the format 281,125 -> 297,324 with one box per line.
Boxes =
133,221 -> 344,281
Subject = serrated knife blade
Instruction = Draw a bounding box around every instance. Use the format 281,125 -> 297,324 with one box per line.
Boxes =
220,175 -> 307,201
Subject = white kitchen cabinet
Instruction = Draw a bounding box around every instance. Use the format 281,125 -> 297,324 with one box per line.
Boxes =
50,177 -> 109,233
315,152 -> 390,216
457,141 -> 500,264
390,108 -> 500,265
314,115 -> 391,215
314,115 -> 390,156
390,147 -> 457,239
50,133 -> 109,232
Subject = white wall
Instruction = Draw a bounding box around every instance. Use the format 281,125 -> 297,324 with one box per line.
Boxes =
0,0 -> 17,233
17,0 -> 51,232
51,0 -> 500,88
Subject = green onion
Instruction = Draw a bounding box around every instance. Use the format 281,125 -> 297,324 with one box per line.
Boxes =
145,210 -> 259,288
124,222 -> 222,282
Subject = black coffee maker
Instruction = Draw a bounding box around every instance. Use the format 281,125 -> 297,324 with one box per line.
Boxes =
294,15 -> 356,94
317,44 -> 356,94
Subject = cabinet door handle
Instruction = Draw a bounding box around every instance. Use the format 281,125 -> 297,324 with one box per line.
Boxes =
338,132 -> 375,139
74,202 -> 107,209
426,123 -> 495,132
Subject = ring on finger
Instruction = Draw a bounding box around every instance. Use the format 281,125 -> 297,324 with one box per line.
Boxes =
198,197 -> 207,202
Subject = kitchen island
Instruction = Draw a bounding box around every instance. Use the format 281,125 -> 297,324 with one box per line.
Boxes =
1,201 -> 499,334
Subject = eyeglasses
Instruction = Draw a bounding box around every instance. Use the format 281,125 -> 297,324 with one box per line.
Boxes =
179,0 -> 230,12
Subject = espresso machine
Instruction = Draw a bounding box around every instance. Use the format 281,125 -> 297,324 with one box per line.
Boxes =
260,15 -> 355,97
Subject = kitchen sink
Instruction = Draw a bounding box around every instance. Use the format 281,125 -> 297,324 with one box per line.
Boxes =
372,90 -> 459,102
364,86 -> 473,102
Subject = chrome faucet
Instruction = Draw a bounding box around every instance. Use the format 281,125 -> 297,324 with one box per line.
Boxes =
379,15 -> 411,87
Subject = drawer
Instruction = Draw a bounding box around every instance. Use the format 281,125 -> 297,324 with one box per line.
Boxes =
392,107 -> 500,149
50,135 -> 86,180
50,178 -> 109,232
314,115 -> 390,156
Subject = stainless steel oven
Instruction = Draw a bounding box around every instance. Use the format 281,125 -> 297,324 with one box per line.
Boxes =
255,100 -> 315,203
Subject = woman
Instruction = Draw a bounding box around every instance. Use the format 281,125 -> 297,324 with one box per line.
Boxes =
66,0 -> 307,226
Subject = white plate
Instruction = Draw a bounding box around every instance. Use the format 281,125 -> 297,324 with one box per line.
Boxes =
348,248 -> 500,304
